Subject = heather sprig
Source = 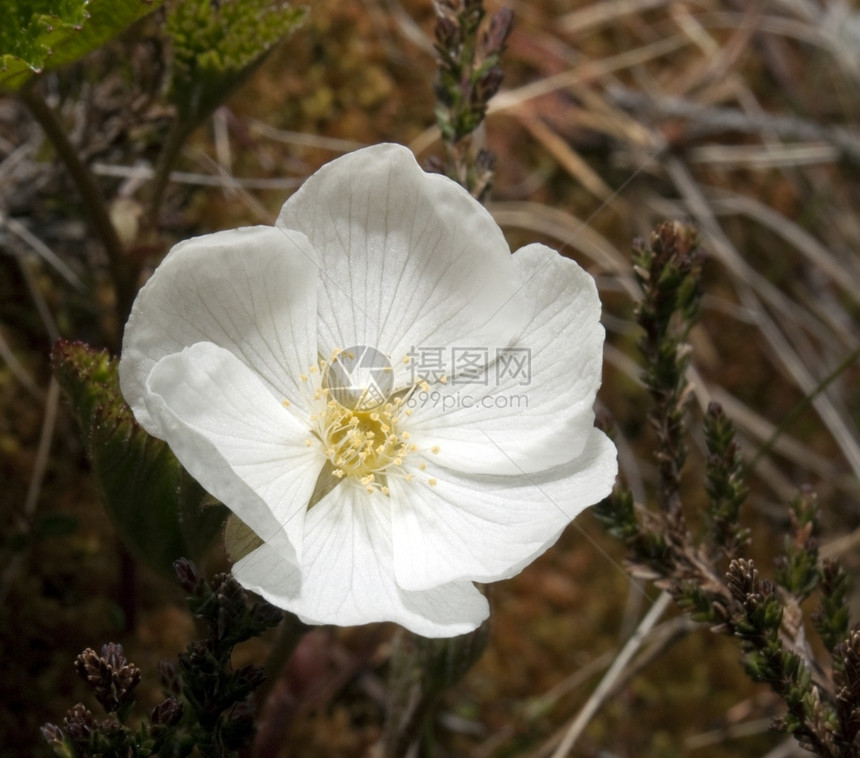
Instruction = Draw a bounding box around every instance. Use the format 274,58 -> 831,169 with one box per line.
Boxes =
41,560 -> 286,758
41,644 -> 181,758
598,219 -> 860,756
432,0 -> 512,197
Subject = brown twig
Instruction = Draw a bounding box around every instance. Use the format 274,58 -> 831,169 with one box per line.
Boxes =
18,81 -> 139,332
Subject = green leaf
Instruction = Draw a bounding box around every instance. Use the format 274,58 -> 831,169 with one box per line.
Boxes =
51,339 -> 226,575
0,0 -> 167,91
166,0 -> 306,125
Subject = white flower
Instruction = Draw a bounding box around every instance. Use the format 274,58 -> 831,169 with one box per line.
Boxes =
119,143 -> 617,638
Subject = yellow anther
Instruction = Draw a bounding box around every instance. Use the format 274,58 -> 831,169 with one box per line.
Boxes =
419,380 -> 430,392
312,375 -> 417,491
282,399 -> 291,408
428,478 -> 437,487
431,446 -> 440,454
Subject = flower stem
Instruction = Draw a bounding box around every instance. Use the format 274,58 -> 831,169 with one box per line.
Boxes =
18,81 -> 139,333
258,612 -> 308,704
746,344 -> 860,474
550,592 -> 673,758
143,117 -> 195,233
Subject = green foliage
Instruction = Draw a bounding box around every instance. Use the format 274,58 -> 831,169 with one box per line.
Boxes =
600,219 -> 860,756
41,644 -> 182,758
51,339 -> 226,575
434,1 -> 511,145
775,489 -> 820,601
42,564 -> 285,758
171,559 -> 285,757
592,487 -> 672,571
431,0 -> 512,196
0,0 -> 166,91
593,486 -> 639,543
174,558 -> 285,657
166,0 -> 306,126
832,630 -> 860,747
703,401 -> 750,555
677,581 -> 725,624
632,221 -> 702,516
632,222 -> 702,399
725,559 -> 841,755
815,560 -> 852,653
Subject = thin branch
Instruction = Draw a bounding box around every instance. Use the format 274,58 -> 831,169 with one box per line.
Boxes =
142,117 -> 195,232
18,81 -> 138,329
549,592 -> 674,758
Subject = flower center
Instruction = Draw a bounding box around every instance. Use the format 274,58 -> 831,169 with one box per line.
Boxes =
295,349 -> 437,496
318,397 -> 411,493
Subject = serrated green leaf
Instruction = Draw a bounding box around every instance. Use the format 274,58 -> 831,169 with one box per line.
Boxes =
0,0 -> 167,91
51,339 -> 226,574
166,0 -> 306,125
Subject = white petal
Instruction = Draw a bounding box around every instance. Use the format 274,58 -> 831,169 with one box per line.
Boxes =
233,480 -> 489,637
391,428 -> 617,591
120,225 -> 319,434
276,143 -> 526,372
144,342 -> 325,565
404,244 -> 606,474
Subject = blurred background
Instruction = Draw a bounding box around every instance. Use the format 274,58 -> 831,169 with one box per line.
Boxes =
1,0 -> 859,755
